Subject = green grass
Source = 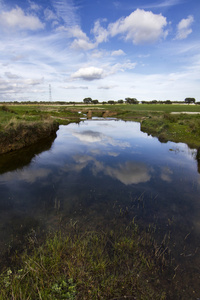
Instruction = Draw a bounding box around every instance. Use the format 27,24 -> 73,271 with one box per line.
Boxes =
141,113 -> 200,148
0,221 -> 170,300
1,102 -> 200,149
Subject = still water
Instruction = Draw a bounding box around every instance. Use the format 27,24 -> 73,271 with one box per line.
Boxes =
0,119 -> 200,292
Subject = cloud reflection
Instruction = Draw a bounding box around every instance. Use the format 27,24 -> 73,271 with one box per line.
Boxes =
0,168 -> 51,183
160,166 -> 173,182
71,154 -> 151,185
72,129 -> 130,148
102,161 -> 151,185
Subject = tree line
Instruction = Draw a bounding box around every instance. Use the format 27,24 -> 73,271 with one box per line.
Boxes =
83,97 -> 197,105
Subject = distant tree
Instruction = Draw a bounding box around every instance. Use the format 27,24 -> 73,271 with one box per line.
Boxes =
91,100 -> 99,104
118,99 -> 124,104
165,100 -> 172,104
125,97 -> 139,104
185,98 -> 196,104
83,97 -> 92,104
151,100 -> 158,104
108,100 -> 115,105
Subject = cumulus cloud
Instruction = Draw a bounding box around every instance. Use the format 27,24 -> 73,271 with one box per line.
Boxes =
71,66 -> 104,81
0,6 -> 44,31
67,25 -> 97,50
111,49 -> 126,56
175,15 -> 194,40
108,9 -> 168,44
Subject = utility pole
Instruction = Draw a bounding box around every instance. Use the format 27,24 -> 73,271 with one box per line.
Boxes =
49,84 -> 52,101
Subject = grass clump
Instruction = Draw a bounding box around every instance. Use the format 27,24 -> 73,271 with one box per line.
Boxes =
0,222 -> 169,300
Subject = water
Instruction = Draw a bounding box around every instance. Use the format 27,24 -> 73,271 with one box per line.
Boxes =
0,119 -> 200,295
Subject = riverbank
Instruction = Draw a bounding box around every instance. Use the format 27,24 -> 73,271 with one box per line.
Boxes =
140,113 -> 200,148
0,120 -> 59,154
1,103 -> 200,153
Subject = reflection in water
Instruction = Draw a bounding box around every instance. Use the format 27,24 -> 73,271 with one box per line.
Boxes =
0,120 -> 200,295
103,161 -> 151,185
0,133 -> 57,175
0,168 -> 52,184
160,166 -> 173,182
70,155 -> 151,185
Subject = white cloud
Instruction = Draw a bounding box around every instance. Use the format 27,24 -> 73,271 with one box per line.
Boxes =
71,66 -> 104,81
51,0 -> 79,26
111,49 -> 125,56
4,72 -> 21,79
28,0 -> 41,11
98,85 -> 118,90
0,6 -> 44,31
71,38 -> 96,50
139,0 -> 182,9
92,20 -> 109,44
44,8 -> 58,21
24,78 -> 44,85
108,9 -> 168,44
67,25 -> 97,50
108,61 -> 137,75
175,15 -> 194,40
61,85 -> 88,90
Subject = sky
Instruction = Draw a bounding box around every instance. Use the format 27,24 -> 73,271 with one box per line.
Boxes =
0,0 -> 199,102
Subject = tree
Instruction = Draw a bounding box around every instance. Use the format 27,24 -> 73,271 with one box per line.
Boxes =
185,98 -> 196,104
83,97 -> 92,104
118,99 -> 124,104
91,100 -> 99,104
125,97 -> 139,104
165,100 -> 172,104
108,100 -> 115,105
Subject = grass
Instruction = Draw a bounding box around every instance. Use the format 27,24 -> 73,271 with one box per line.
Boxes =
141,113 -> 200,148
1,102 -> 200,152
0,220 -> 170,300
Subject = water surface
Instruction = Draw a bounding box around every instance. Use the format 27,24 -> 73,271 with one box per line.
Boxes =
0,119 -> 200,295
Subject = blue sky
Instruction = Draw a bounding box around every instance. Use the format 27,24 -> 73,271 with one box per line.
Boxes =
0,0 -> 199,102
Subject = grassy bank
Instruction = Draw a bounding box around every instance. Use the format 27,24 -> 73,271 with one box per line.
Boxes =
141,113 -> 200,148
1,102 -> 200,152
0,119 -> 59,154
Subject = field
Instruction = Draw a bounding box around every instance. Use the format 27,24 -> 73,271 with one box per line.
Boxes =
1,102 -> 200,149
